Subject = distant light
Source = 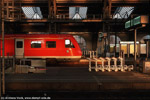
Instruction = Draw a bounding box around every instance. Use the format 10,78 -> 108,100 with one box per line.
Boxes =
31,41 -> 41,44
110,44 -> 120,47
22,7 -> 43,19
113,7 -> 134,19
120,41 -> 139,44
65,40 -> 70,45
142,24 -> 146,27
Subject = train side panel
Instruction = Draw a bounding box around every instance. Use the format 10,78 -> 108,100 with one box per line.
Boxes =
0,34 -> 82,59
24,38 -> 62,58
0,38 -> 15,57
24,37 -> 82,59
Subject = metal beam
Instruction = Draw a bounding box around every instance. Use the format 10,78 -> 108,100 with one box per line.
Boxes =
111,0 -> 149,3
108,0 -> 112,18
4,0 -> 149,4
134,29 -> 137,70
48,0 -> 52,18
6,19 -> 102,23
53,0 -> 57,18
56,0 -> 103,3
103,0 -> 110,19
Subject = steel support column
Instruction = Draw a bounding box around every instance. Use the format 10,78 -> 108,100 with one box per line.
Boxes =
53,0 -> 57,18
54,23 -> 57,34
146,41 -> 149,58
48,0 -> 52,33
2,0 -> 5,95
103,22 -> 106,57
115,19 -> 117,57
108,0 -> 112,18
134,29 -> 137,70
53,0 -> 57,34
0,0 -> 2,97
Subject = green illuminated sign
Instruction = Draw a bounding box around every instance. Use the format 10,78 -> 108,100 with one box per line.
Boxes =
125,20 -> 130,29
125,15 -> 148,29
134,16 -> 141,25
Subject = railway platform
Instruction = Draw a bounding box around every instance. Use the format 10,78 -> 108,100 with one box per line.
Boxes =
5,67 -> 150,91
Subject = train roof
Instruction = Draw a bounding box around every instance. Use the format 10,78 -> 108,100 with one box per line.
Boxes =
1,34 -> 74,39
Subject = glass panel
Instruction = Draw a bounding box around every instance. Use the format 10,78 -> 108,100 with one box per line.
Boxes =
130,44 -> 138,54
110,44 -> 115,53
31,41 -> 41,48
121,44 -> 127,54
69,7 -> 87,19
46,41 -> 56,48
22,7 -> 43,19
73,35 -> 86,50
113,7 -> 134,19
17,41 -> 23,48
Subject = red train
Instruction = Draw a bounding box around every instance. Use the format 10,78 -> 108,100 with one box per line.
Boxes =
0,34 -> 82,61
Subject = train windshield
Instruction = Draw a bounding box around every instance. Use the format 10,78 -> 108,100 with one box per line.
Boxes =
65,39 -> 75,48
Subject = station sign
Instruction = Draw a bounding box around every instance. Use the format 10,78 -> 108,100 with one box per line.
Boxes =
143,61 -> 150,74
125,15 -> 149,29
98,33 -> 107,42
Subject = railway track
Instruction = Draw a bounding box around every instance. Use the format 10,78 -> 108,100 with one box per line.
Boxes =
3,90 -> 150,100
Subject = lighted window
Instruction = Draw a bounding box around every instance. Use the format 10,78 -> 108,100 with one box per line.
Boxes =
31,41 -> 41,48
46,41 -> 56,48
65,39 -> 75,48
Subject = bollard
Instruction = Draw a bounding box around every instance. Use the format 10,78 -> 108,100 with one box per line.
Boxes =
99,57 -> 105,72
105,57 -> 111,72
89,51 -> 92,58
111,57 -> 118,72
92,51 -> 95,58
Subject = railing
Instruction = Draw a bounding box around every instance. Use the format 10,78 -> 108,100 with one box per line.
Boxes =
88,57 -> 134,72
4,14 -> 103,21
82,50 -> 98,58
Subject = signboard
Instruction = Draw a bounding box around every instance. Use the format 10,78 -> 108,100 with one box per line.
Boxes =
125,20 -> 130,29
125,15 -> 149,29
143,61 -> 150,73
140,44 -> 146,54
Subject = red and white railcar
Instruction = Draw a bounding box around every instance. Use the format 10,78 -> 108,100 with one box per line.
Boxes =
0,34 -> 82,60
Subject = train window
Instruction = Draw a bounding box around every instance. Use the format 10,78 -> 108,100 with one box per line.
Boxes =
46,41 -> 56,48
31,41 -> 41,48
17,41 -> 23,48
65,39 -> 75,48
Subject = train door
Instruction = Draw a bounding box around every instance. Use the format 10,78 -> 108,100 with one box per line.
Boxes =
15,39 -> 24,58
